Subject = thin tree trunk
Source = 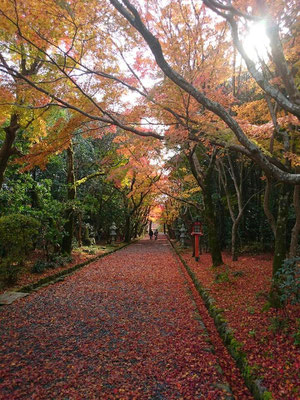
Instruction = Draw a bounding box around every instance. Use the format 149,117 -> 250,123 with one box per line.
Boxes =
217,155 -> 244,261
263,177 -> 276,237
62,144 -> 76,254
203,179 -> 223,266
77,212 -> 82,247
289,184 -> 300,257
232,212 -> 244,261
269,183 -> 292,307
124,214 -> 131,242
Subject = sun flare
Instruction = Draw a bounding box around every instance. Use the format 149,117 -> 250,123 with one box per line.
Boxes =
243,21 -> 270,62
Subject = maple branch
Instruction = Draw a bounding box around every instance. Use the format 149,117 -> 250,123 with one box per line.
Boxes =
189,151 -> 205,190
117,47 -> 149,95
0,11 -> 166,141
226,14 -> 300,112
74,171 -> 106,188
0,8 -> 198,141
0,102 -> 66,110
9,147 -> 23,157
0,54 -> 164,140
157,187 -> 202,211
202,0 -> 259,20
109,0 -> 300,184
265,95 -> 279,154
211,139 -> 291,174
201,0 -> 300,109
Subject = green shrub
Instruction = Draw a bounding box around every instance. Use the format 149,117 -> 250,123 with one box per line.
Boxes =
275,257 -> 300,306
293,319 -> 300,347
31,254 -> 72,274
51,254 -> 72,266
268,316 -> 289,334
31,260 -> 47,274
214,267 -> 231,284
31,260 -> 55,273
0,214 -> 40,283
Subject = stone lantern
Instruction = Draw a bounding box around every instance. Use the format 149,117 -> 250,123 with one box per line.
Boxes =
179,224 -> 187,247
175,220 -> 182,241
191,221 -> 204,261
110,222 -> 117,243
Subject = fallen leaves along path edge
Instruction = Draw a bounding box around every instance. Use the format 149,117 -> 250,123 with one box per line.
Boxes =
168,238 -> 274,400
0,242 -> 133,301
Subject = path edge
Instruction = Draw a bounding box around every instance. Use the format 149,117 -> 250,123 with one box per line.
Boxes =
168,238 -> 274,400
14,241 -> 135,295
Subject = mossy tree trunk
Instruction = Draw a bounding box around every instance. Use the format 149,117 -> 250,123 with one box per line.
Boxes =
289,184 -> 300,257
269,183 -> 292,307
203,178 -> 223,266
0,60 -> 43,190
124,213 -> 131,243
0,114 -> 20,189
189,147 -> 223,267
232,214 -> 244,261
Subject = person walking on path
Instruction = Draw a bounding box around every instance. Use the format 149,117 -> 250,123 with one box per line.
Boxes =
149,228 -> 153,239
154,228 -> 158,240
0,236 -> 251,399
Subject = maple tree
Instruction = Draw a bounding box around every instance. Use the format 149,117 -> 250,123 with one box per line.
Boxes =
216,152 -> 262,261
109,0 -> 299,185
0,0 -> 299,306
108,133 -> 162,241
0,0 -> 73,188
0,0 -> 298,184
0,0 -> 299,388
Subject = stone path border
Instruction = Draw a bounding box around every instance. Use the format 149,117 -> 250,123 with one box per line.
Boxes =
0,291 -> 29,305
0,242 -> 132,306
168,238 -> 274,400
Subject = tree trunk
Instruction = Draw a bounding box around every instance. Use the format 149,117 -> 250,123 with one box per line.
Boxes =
30,168 -> 40,209
61,144 -> 76,254
77,212 -> 82,247
232,220 -> 239,261
189,149 -> 223,266
269,183 -> 292,307
263,178 -> 276,237
289,185 -> 300,257
203,186 -> 223,266
124,214 -> 131,242
0,114 -> 19,189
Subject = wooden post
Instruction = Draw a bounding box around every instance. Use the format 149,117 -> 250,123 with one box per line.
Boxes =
194,234 -> 200,261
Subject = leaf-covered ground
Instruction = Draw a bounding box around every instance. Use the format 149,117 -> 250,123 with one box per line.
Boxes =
0,245 -> 122,295
0,236 -> 252,399
180,249 -> 299,400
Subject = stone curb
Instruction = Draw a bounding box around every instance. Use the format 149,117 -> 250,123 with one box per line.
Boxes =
1,242 -> 134,300
168,238 -> 274,400
175,248 -> 234,399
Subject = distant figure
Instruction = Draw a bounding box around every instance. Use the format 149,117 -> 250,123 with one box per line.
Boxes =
149,229 -> 153,240
154,229 -> 158,240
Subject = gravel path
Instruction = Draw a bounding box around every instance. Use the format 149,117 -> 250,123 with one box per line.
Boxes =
0,236 -> 246,399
